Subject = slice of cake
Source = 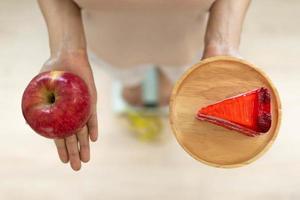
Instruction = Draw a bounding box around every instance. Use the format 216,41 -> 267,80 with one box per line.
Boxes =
196,87 -> 271,136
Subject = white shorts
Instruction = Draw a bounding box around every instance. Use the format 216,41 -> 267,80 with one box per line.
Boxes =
88,51 -> 202,86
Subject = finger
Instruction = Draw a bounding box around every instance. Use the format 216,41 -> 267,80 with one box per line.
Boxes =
66,135 -> 81,171
54,139 -> 69,163
77,126 -> 90,163
88,111 -> 98,142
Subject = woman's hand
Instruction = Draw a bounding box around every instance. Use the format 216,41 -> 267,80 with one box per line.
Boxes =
38,0 -> 97,171
202,0 -> 251,59
202,43 -> 241,59
41,50 -> 98,171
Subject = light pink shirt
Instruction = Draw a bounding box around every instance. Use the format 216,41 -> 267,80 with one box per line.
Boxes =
75,0 -> 214,67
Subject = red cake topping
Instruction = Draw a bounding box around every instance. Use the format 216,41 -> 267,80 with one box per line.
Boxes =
196,87 -> 271,137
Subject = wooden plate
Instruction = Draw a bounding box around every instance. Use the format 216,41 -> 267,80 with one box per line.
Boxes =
169,56 -> 281,168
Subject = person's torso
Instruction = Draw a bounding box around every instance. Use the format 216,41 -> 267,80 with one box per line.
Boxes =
75,0 -> 214,12
75,0 -> 215,67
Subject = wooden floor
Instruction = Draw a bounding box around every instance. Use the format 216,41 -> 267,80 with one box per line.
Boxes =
0,1 -> 299,199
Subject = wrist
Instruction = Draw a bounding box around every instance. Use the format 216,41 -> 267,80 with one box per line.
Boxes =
203,42 -> 240,59
51,48 -> 88,62
43,48 -> 89,71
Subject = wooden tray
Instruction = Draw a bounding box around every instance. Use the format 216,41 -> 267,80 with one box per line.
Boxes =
169,56 -> 281,168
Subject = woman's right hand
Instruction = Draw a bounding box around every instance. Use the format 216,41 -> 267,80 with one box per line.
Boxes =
41,50 -> 98,171
37,0 -> 96,171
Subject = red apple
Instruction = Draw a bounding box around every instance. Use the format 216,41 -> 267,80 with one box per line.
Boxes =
22,71 -> 91,139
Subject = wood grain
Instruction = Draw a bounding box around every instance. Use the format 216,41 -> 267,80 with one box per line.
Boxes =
169,56 -> 281,168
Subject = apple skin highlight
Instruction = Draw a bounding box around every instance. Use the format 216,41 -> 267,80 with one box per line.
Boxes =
22,71 -> 91,139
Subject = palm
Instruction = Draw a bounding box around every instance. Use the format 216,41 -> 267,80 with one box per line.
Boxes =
41,51 -> 98,171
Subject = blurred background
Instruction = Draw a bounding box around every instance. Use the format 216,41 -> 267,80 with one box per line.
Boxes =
0,0 -> 299,199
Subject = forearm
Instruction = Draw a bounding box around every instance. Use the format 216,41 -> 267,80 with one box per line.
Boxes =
204,0 -> 251,57
38,0 -> 86,57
